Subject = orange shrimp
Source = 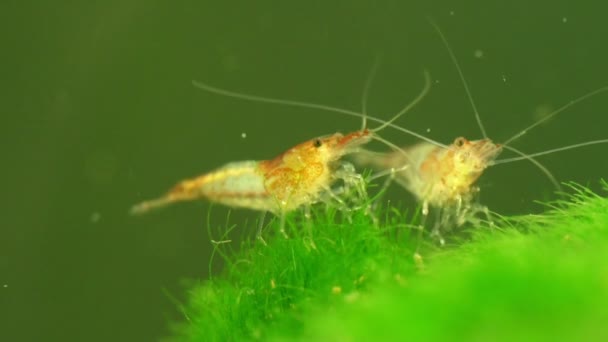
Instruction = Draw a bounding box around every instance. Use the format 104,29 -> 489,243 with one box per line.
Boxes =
130,131 -> 370,216
131,131 -> 372,238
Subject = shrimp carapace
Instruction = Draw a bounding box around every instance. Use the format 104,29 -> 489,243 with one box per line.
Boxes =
258,130 -> 372,213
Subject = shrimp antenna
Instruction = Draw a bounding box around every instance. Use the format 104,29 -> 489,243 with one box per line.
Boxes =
191,75 -> 446,148
356,54 -> 420,165
499,145 -> 562,192
366,68 -> 433,166
361,54 -> 383,130
502,86 -> 608,146
371,70 -> 433,133
428,17 -> 488,138
495,139 -> 608,164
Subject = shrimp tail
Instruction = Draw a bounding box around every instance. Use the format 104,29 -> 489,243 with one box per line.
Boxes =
130,196 -> 178,215
130,178 -> 204,215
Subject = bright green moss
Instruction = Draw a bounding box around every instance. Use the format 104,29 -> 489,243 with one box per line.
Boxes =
168,181 -> 608,342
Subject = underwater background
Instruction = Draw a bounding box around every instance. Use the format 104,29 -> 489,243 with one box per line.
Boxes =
3,0 -> 608,341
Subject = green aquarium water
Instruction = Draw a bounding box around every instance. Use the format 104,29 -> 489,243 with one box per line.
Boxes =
4,1 -> 608,341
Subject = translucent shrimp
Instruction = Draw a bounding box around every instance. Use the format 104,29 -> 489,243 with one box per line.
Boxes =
131,69 -> 435,238
131,130 -> 372,238
355,137 -> 502,231
353,19 -> 608,242
130,132 -> 371,216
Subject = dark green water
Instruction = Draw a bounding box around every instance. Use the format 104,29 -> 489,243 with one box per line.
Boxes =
3,1 -> 607,341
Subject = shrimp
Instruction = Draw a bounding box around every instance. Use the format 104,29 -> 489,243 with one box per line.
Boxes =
131,68 -> 434,238
131,130 -> 372,228
355,137 -> 502,229
353,19 -> 608,243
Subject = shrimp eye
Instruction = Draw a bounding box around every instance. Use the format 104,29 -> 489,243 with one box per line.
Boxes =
454,137 -> 466,147
313,139 -> 323,148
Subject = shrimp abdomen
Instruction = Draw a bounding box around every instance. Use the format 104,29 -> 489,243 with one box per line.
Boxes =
131,161 -> 275,215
